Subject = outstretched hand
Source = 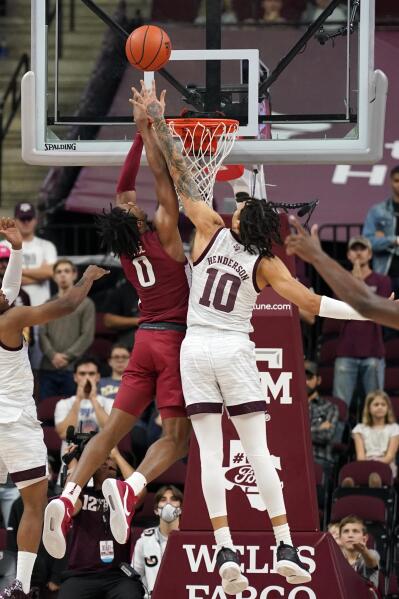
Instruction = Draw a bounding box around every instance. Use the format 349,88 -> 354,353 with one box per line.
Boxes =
285,216 -> 323,264
0,218 -> 22,250
130,79 -> 166,122
83,265 -> 110,281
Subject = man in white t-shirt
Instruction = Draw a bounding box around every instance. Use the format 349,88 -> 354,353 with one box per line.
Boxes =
12,203 -> 57,307
54,357 -> 114,458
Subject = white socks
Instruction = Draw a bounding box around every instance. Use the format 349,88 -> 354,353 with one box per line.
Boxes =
273,523 -> 293,547
126,471 -> 147,496
62,482 -> 82,505
214,527 -> 235,552
17,551 -> 36,594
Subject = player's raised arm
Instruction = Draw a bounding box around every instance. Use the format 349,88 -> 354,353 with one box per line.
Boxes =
2,265 -> 109,329
131,82 -> 181,250
0,218 -> 23,305
133,81 -> 224,237
260,254 -> 369,321
285,216 -> 399,328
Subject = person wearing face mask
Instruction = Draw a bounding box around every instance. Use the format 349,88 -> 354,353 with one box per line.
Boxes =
132,485 -> 183,598
306,360 -> 338,470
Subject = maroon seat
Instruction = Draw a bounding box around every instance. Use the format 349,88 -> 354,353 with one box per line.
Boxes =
42,426 -> 62,454
318,366 -> 334,395
390,396 -> 399,421
385,337 -> 399,366
319,338 -> 339,366
330,495 -> 387,525
384,367 -> 399,394
37,395 -> 65,423
338,461 -> 393,487
88,337 -> 113,362
153,460 -> 187,486
387,572 -> 399,596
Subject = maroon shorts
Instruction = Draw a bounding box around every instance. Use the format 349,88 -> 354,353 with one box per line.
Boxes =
113,327 -> 187,420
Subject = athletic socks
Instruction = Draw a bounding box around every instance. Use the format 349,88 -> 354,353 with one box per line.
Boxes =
62,481 -> 82,506
116,133 -> 143,193
273,523 -> 293,547
125,471 -> 147,496
16,551 -> 36,594
214,526 -> 235,553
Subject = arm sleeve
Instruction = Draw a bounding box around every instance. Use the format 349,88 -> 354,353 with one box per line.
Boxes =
319,296 -> 368,321
116,133 -> 144,193
64,299 -> 96,361
1,248 -> 23,305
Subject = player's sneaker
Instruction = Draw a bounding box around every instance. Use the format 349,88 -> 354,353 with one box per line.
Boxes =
102,478 -> 137,544
216,547 -> 249,596
276,542 -> 312,584
0,580 -> 33,598
42,496 -> 73,559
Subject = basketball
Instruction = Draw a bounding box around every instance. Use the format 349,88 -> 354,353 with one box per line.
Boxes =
125,25 -> 172,71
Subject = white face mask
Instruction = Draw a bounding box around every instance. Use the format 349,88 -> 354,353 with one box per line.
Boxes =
158,503 -> 181,523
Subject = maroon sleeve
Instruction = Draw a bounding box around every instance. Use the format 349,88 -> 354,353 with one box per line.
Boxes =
116,133 -> 144,193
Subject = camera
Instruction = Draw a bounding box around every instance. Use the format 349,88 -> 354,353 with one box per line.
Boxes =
59,426 -> 97,486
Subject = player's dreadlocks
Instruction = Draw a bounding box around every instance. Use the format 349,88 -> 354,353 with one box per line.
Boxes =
239,198 -> 282,257
95,206 -> 149,259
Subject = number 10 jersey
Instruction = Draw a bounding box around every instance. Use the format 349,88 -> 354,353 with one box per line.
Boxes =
188,227 -> 262,333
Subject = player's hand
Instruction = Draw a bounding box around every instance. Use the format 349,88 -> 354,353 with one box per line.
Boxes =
0,218 -> 22,250
83,265 -> 110,281
131,86 -> 150,128
52,352 -> 69,369
285,216 -> 323,264
131,80 -> 166,122
76,382 -> 86,401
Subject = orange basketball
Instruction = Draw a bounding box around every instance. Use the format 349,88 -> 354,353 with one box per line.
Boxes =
125,25 -> 172,71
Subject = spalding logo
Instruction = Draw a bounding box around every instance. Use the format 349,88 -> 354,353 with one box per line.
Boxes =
44,143 -> 77,151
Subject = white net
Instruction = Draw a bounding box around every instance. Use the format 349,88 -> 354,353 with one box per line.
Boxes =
167,119 -> 239,207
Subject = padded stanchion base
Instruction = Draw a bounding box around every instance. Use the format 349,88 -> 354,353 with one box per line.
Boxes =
152,531 -> 375,598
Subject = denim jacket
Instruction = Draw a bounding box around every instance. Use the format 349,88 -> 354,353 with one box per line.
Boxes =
362,198 -> 398,275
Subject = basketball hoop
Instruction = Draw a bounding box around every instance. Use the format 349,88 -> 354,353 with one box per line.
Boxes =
166,118 -> 239,206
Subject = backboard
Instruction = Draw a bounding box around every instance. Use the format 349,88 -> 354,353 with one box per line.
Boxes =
22,0 -> 387,166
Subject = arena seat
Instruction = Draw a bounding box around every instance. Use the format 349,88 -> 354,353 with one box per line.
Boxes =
386,573 -> 399,599
384,367 -> 399,395
42,426 -> 62,454
390,396 -> 399,421
152,460 -> 187,487
318,366 -> 334,395
338,461 -> 393,487
37,395 -> 66,425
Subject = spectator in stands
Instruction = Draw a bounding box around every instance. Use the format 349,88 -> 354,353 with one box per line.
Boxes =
54,357 -> 114,457
259,0 -> 286,23
327,522 -> 341,546
39,260 -> 96,400
339,516 -> 379,588
363,166 -> 399,297
195,0 -> 238,24
57,446 -> 144,599
306,360 -> 338,469
99,344 -> 130,400
302,0 -> 346,29
103,279 -> 140,349
342,390 -> 399,488
132,485 -> 183,598
332,236 -> 391,408
6,203 -> 58,369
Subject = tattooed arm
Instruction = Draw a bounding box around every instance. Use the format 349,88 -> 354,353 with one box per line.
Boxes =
133,81 -> 224,236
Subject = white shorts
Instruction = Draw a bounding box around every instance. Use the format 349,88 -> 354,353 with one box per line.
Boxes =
181,326 -> 266,417
0,404 -> 48,489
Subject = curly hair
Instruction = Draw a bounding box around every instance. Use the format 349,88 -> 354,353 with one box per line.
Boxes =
239,198 -> 282,257
95,206 -> 146,259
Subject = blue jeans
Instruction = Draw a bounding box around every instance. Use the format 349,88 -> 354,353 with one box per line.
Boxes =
333,357 -> 385,407
0,484 -> 19,527
40,369 -> 76,401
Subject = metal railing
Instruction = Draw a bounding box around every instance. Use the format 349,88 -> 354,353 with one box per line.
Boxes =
0,52 -> 30,206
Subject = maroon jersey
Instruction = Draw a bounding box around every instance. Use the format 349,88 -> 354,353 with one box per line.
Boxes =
120,230 -> 189,325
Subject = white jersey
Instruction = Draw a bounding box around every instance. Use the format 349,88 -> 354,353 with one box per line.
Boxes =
188,228 -> 261,333
0,338 -> 34,423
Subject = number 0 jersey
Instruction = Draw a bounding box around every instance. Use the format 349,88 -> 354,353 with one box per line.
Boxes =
120,230 -> 190,325
188,227 -> 262,333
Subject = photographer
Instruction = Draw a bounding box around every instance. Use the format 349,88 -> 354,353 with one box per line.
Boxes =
58,444 -> 145,599
132,485 -> 183,598
55,357 -> 114,457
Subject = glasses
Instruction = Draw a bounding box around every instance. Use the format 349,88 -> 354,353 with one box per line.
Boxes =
18,217 -> 33,223
111,354 -> 129,360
